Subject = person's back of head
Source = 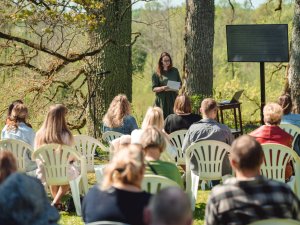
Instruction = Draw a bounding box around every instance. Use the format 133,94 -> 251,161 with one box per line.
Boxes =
145,187 -> 192,225
140,126 -> 166,156
0,172 -> 60,225
278,93 -> 292,115
110,135 -> 132,155
142,107 -> 164,130
102,144 -> 144,190
173,95 -> 192,115
103,94 -> 131,128
0,150 -> 17,184
36,104 -> 72,147
263,102 -> 283,125
200,98 -> 218,119
230,135 -> 264,173
7,103 -> 28,131
7,100 -> 23,119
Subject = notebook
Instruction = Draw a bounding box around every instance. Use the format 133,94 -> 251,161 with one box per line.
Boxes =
220,90 -> 244,104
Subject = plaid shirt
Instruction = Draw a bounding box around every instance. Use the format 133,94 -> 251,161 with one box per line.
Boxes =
205,176 -> 300,225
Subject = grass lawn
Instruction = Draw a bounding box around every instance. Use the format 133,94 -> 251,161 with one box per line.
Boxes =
59,189 -> 210,225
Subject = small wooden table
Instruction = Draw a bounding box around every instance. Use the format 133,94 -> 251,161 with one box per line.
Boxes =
217,102 -> 243,137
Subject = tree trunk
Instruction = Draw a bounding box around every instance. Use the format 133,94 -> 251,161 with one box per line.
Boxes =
184,0 -> 214,97
289,0 -> 300,113
87,0 -> 132,137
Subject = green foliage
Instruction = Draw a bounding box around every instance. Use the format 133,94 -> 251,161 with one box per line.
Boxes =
132,46 -> 147,75
190,94 -> 209,114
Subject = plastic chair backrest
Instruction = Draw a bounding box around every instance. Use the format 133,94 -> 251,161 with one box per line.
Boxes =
32,144 -> 86,185
248,218 -> 300,225
0,139 -> 33,171
74,135 -> 107,172
279,124 -> 300,148
261,144 -> 295,182
85,221 -> 130,225
141,174 -> 180,194
102,131 -> 123,143
185,140 -> 231,180
169,129 -> 188,165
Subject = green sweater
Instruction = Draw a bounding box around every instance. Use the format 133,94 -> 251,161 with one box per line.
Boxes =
145,160 -> 183,188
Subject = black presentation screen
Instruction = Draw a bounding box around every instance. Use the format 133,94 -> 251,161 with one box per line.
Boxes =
226,24 -> 289,62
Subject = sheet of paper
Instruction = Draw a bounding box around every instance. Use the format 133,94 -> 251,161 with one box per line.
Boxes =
167,80 -> 180,91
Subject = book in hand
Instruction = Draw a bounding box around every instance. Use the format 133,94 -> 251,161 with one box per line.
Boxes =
167,80 -> 180,91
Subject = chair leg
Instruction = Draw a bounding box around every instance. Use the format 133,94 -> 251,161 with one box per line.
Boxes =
69,176 -> 82,216
191,172 -> 200,211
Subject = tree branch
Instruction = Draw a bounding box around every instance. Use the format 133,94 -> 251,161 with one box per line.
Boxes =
0,31 -> 112,62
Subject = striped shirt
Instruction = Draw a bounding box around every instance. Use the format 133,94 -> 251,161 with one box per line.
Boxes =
205,176 -> 300,225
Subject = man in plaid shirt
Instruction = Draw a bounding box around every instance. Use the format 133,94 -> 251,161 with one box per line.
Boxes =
205,135 -> 300,225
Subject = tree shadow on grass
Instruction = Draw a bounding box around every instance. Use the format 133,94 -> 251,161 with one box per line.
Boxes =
193,202 -> 206,221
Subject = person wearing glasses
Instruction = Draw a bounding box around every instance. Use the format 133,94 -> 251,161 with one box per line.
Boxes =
152,52 -> 182,118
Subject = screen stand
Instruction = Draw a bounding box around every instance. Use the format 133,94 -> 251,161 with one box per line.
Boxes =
260,62 -> 266,125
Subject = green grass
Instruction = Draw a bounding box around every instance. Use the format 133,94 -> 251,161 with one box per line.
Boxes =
59,189 -> 211,225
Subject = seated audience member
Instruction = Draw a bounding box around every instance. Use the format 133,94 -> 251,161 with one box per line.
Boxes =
5,100 -> 25,125
82,144 -> 151,225
164,94 -> 201,134
205,135 -> 300,225
140,127 -> 183,188
278,93 -> 300,127
35,104 -> 78,210
132,106 -> 177,161
1,103 -> 36,172
102,94 -> 138,135
0,151 -> 59,225
250,102 -> 293,146
110,135 -> 131,155
182,98 -> 234,176
279,94 -> 300,156
144,187 -> 192,225
249,103 -> 293,180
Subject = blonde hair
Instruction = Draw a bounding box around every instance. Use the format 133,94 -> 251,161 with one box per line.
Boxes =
263,103 -> 283,125
140,127 -> 166,153
102,144 -> 144,190
7,103 -> 28,131
141,107 -> 164,130
103,94 -> 131,128
35,104 -> 73,148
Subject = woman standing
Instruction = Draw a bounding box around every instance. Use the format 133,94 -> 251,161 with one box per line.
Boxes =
35,104 -> 76,209
152,52 -> 182,118
102,94 -> 138,135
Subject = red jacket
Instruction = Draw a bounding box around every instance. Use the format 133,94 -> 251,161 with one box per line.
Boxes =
249,125 -> 293,147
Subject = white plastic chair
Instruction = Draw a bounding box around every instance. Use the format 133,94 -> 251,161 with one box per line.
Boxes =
248,218 -> 300,225
0,139 -> 33,172
185,140 -> 231,210
279,123 -> 300,152
261,144 -> 300,200
74,135 -> 108,172
32,144 -> 88,216
169,129 -> 188,165
85,221 -> 130,225
141,174 -> 180,194
102,131 -> 123,143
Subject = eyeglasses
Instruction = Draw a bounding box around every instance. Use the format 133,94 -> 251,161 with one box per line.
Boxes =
162,59 -> 170,62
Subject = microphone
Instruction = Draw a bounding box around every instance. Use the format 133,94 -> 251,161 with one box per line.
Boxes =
96,71 -> 111,76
